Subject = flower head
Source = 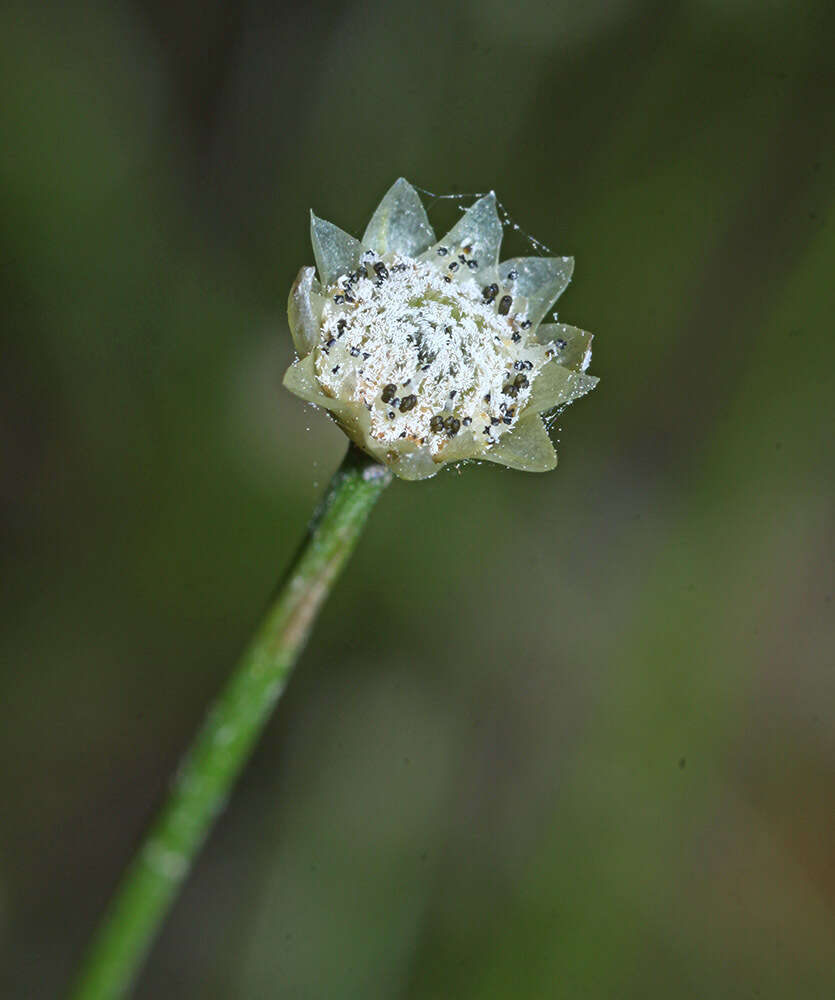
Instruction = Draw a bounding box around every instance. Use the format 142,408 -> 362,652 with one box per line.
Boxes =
284,178 -> 597,480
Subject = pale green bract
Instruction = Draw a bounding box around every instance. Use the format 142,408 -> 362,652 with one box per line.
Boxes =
284,178 -> 598,480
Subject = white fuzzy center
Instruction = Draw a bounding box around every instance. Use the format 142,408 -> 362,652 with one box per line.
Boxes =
313,251 -> 553,456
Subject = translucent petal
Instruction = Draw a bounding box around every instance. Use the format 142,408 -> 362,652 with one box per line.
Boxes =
310,212 -> 363,287
498,256 -> 573,327
422,192 -> 502,281
434,428 -> 478,465
282,353 -> 349,417
561,371 -> 599,404
536,323 -> 593,372
284,352 -> 359,428
287,266 -> 324,357
525,360 -> 598,414
362,178 -> 435,258
525,361 -> 575,413
335,404 -> 390,466
482,415 -> 557,472
392,446 -> 440,481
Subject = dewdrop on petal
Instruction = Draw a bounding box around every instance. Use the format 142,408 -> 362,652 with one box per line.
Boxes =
283,178 -> 598,481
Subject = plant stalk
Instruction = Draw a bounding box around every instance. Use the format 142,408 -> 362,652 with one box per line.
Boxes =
70,444 -> 392,999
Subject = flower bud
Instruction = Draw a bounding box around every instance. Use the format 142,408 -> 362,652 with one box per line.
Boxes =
284,179 -> 597,480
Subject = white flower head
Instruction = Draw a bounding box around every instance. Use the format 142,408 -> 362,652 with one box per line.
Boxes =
284,179 -> 597,480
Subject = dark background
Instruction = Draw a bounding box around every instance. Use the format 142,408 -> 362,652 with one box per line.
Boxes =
2,0 -> 834,996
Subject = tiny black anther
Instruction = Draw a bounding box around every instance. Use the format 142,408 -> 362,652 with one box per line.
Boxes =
437,246 -> 449,256
443,275 -> 452,283
482,283 -> 499,304
484,393 -> 491,402
362,352 -> 370,359
388,411 -> 395,419
555,338 -> 567,349
491,417 -> 501,425
503,416 -> 512,424
399,394 -> 417,412
399,431 -> 407,438
520,320 -> 532,329
374,261 -> 389,280
382,383 -> 397,403
458,254 -> 467,262
429,415 -> 446,433
326,338 -> 336,348
334,295 -> 345,304
449,389 -> 457,398
511,332 -> 521,343
462,416 -> 472,426
350,347 -> 360,357
331,365 -> 340,374
498,295 -> 512,316
448,261 -> 459,271
445,417 -> 461,436
507,268 -> 518,281
344,293 -> 355,303
467,260 -> 478,270
337,319 -> 347,335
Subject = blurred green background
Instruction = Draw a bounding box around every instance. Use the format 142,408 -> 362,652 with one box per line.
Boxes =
2,0 -> 834,996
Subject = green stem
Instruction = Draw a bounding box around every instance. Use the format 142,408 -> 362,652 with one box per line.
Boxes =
70,444 -> 392,1000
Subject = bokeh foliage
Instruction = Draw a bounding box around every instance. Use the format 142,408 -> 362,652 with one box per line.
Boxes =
1,0 -> 833,996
